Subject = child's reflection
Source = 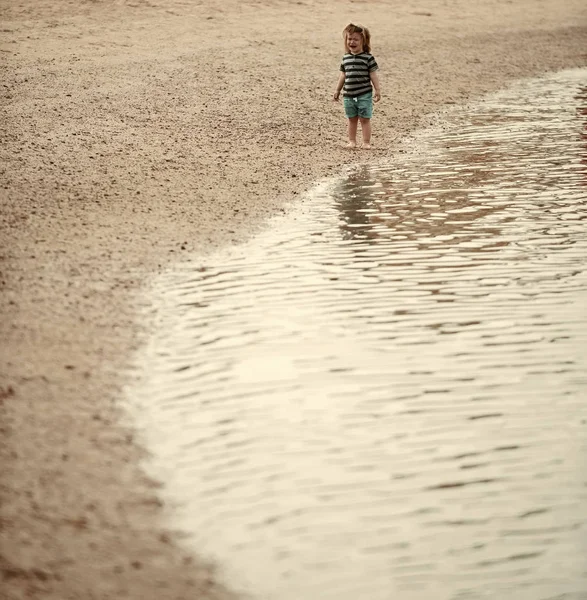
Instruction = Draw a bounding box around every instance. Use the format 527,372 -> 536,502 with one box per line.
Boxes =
333,165 -> 501,250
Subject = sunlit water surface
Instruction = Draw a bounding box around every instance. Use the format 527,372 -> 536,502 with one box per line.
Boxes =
130,70 -> 587,600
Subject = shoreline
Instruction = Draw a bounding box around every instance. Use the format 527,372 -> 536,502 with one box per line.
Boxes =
129,68 -> 587,600
1,1 -> 586,598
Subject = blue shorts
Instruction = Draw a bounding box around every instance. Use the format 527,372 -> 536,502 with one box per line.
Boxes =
343,92 -> 373,119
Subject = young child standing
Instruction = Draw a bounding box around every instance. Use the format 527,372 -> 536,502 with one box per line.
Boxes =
333,23 -> 381,149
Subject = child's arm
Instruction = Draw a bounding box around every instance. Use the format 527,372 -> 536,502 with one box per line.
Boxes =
370,71 -> 381,102
333,72 -> 345,101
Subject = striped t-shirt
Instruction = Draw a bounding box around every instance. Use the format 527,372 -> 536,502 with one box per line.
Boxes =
340,52 -> 379,98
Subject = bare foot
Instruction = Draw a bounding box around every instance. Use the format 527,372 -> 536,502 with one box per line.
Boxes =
362,142 -> 372,150
346,141 -> 357,149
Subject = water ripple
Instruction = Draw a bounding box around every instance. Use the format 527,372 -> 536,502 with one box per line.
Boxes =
130,70 -> 587,600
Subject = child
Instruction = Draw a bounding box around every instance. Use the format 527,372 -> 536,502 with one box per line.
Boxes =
333,23 -> 381,149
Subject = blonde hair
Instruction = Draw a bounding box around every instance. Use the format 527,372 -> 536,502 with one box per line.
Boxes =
343,23 -> 371,54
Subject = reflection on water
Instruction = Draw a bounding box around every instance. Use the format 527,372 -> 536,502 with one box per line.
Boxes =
130,70 -> 587,600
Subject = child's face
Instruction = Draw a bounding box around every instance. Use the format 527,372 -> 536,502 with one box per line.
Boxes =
346,32 -> 364,53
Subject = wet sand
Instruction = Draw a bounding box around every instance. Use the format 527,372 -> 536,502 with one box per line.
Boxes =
1,1 -> 586,598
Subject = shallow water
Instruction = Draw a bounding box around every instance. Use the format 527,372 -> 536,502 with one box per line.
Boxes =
130,69 -> 587,600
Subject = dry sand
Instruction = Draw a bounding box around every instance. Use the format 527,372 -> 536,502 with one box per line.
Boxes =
1,0 -> 586,598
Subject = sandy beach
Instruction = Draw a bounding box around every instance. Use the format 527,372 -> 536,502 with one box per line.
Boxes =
1,0 -> 586,598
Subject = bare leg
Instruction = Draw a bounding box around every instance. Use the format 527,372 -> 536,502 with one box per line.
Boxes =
347,117 -> 359,148
360,117 -> 372,149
